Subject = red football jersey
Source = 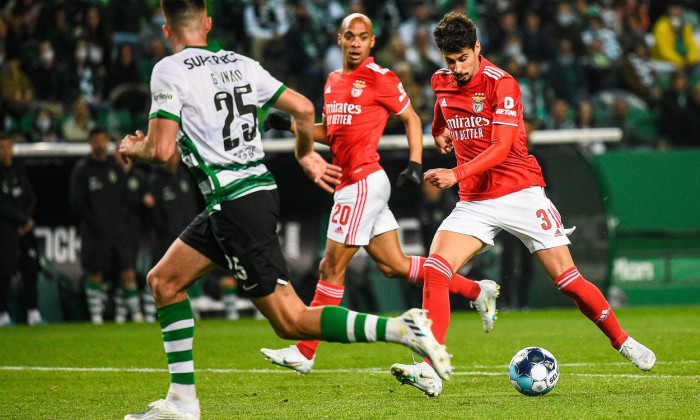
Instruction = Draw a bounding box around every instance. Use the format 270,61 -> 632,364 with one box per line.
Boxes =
324,57 -> 411,189
431,56 -> 545,201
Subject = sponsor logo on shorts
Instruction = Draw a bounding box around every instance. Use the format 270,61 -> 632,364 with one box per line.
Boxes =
334,226 -> 343,234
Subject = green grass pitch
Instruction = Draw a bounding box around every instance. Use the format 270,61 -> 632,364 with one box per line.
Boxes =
1,306 -> 698,419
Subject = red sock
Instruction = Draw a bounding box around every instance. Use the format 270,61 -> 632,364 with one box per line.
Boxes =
555,267 -> 628,349
296,281 -> 344,359
407,256 -> 480,300
422,254 -> 452,345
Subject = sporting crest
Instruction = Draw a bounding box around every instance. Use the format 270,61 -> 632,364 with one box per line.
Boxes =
472,96 -> 486,113
351,80 -> 366,98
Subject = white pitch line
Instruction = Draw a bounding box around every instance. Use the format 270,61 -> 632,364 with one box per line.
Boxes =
2,365 -> 699,379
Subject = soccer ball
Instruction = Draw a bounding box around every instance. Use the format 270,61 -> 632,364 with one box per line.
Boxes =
508,347 -> 559,396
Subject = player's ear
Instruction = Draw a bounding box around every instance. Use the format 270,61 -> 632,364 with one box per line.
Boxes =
474,40 -> 481,55
205,16 -> 212,34
337,33 -> 342,46
162,24 -> 171,40
370,35 -> 375,49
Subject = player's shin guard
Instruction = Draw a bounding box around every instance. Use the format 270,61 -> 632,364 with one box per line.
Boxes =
158,299 -> 197,401
407,256 -> 480,300
296,281 -> 344,359
556,267 -> 628,348
422,255 -> 453,344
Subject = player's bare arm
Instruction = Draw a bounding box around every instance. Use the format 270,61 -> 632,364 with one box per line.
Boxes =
264,113 -> 329,145
272,88 -> 341,193
398,105 -> 423,164
291,117 -> 329,145
118,117 -> 178,164
395,105 -> 424,188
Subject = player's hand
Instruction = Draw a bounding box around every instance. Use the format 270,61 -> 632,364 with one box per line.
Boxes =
396,161 -> 422,189
433,129 -> 453,154
263,113 -> 292,132
297,151 -> 342,193
119,130 -> 146,164
424,168 -> 457,189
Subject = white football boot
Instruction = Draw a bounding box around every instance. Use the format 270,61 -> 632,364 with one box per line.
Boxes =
397,308 -> 452,380
0,311 -> 13,327
391,361 -> 443,397
618,336 -> 656,371
471,280 -> 500,333
27,308 -> 45,326
124,399 -> 200,420
260,345 -> 315,375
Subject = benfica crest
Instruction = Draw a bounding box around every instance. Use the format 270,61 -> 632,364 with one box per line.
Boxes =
472,96 -> 486,113
351,80 -> 366,98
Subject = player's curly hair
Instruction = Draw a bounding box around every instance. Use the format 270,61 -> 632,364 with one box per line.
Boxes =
433,12 -> 477,53
161,0 -> 206,29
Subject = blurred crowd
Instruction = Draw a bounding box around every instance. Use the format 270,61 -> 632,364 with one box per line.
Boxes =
1,0 -> 699,151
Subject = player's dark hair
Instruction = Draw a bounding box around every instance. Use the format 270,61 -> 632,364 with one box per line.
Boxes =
88,126 -> 109,139
433,12 -> 477,53
161,0 -> 206,29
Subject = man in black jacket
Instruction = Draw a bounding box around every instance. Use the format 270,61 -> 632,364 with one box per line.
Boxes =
69,126 -> 141,324
0,132 -> 44,326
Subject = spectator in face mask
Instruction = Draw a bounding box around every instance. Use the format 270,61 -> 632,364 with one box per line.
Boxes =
26,107 -> 59,143
650,3 -> 699,73
29,40 -> 68,113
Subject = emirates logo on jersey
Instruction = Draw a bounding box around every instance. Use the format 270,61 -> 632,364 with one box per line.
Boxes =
351,80 -> 366,98
472,96 -> 486,113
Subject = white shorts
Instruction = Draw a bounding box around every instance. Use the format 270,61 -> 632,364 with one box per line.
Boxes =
326,170 -> 399,246
437,186 -> 572,253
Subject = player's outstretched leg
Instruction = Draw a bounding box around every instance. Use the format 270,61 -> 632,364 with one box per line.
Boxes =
262,306 -> 453,380
391,361 -> 443,397
555,267 -> 656,371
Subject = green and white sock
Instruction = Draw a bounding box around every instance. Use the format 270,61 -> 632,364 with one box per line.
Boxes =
85,281 -> 104,319
319,306 -> 404,343
142,290 -> 157,322
123,285 -> 141,318
158,299 -> 197,402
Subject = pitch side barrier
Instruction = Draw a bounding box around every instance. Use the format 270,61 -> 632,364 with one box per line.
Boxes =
26,128 -> 697,323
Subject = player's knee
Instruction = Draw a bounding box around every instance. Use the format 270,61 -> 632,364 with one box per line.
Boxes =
147,269 -> 178,302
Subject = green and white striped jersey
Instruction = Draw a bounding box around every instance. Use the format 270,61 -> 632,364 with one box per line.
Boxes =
149,41 -> 286,212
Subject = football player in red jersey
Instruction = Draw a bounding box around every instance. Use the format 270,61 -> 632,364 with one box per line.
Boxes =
261,13 -> 498,376
391,11 -> 656,397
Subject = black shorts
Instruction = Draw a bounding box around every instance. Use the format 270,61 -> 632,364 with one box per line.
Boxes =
80,233 -> 135,273
179,189 -> 289,298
